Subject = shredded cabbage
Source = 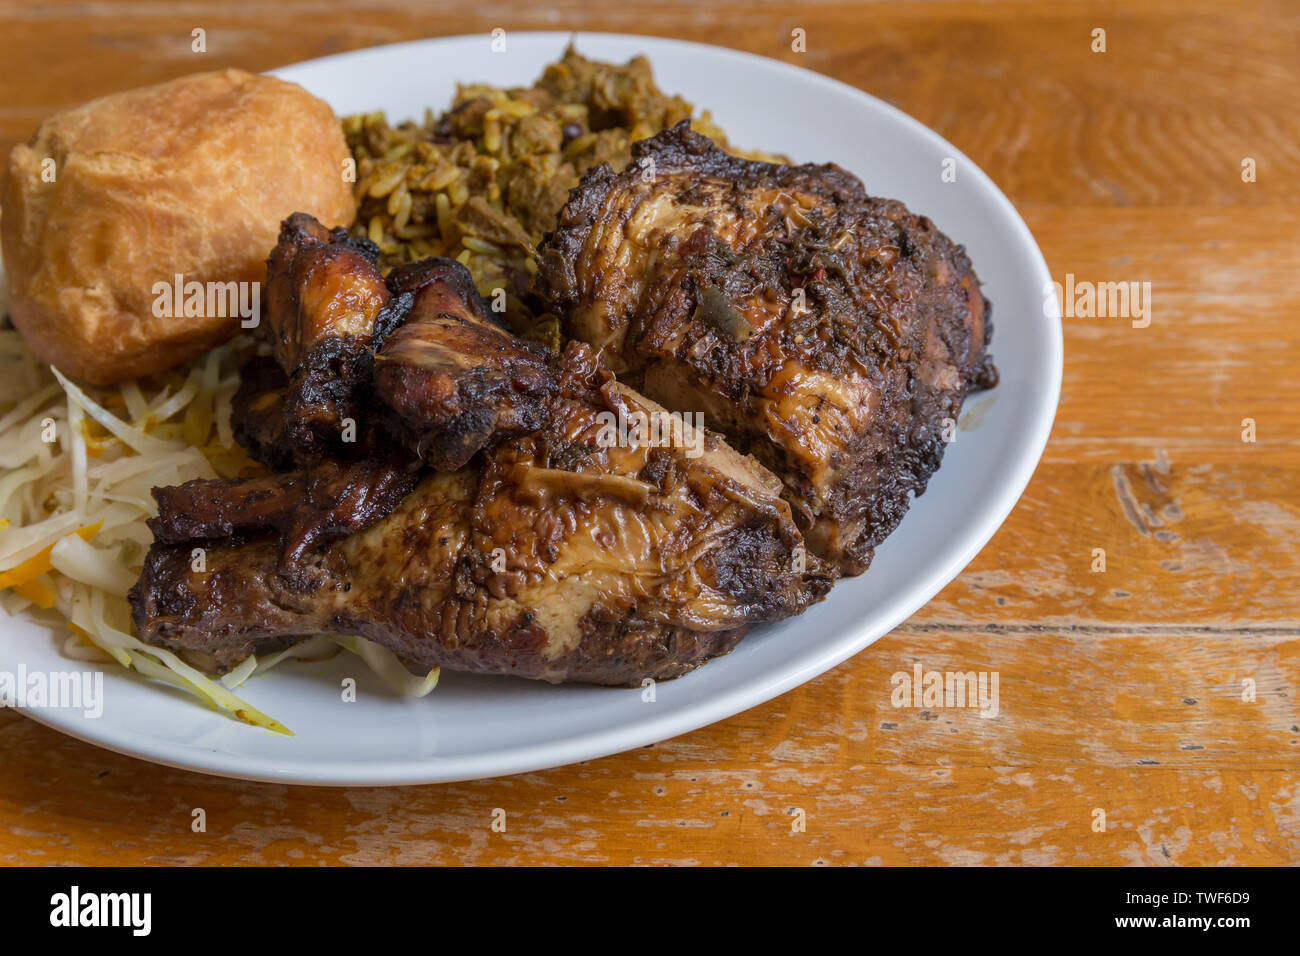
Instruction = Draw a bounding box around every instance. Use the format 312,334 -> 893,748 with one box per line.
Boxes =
0,316 -> 440,734
330,636 -> 440,698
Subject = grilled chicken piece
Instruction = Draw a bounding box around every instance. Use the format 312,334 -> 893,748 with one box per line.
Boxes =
229,355 -> 294,470
245,221 -> 556,471
373,259 -> 556,470
148,455 -> 421,588
536,122 -> 996,575
130,343 -> 831,685
260,213 -> 409,460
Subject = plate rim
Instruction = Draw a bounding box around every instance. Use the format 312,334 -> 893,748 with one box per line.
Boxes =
9,30 -> 1062,786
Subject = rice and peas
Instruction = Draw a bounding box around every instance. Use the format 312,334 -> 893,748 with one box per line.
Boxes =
0,49 -> 761,731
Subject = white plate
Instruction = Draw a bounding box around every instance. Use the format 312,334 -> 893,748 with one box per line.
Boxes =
2,32 -> 1061,785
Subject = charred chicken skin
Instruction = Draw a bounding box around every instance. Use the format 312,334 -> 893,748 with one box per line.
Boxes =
147,455 -> 421,590
374,258 -> 556,471
536,122 -> 996,575
259,212 -> 409,461
229,355 -> 296,470
130,343 -> 830,684
245,214 -> 557,473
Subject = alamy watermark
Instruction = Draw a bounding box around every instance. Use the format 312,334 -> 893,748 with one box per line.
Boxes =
0,665 -> 103,718
891,662 -> 999,718
152,274 -> 260,328
1044,273 -> 1151,328
50,886 -> 150,936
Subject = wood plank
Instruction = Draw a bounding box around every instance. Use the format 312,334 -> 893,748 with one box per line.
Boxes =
1029,206 -> 1300,465
911,459 -> 1300,627
3,657 -> 1297,865
1,2 -> 1296,207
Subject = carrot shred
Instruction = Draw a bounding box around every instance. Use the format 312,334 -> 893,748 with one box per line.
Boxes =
14,578 -> 55,609
0,520 -> 104,589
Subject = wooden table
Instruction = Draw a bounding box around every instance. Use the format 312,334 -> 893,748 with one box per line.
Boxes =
1,0 -> 1296,866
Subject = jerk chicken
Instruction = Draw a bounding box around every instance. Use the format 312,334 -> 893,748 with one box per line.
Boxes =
146,454 -> 421,590
259,213 -> 408,461
130,108 -> 997,689
229,355 -> 297,470
249,213 -> 555,473
131,342 -> 830,684
374,258 -> 555,471
536,122 -> 997,575
130,210 -> 831,684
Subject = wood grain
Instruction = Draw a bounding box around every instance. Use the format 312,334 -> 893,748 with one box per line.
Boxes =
0,0 -> 1297,866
